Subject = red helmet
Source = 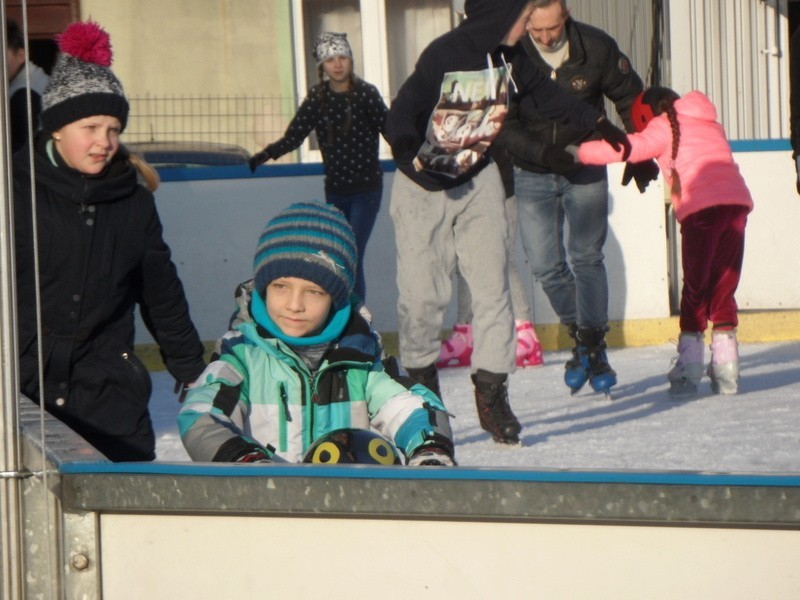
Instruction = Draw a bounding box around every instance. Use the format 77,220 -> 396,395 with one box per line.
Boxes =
630,92 -> 655,133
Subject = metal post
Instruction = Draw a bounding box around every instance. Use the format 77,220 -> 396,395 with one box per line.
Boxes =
0,6 -> 27,598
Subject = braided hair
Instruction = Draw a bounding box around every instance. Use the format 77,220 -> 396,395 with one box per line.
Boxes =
642,87 -> 682,197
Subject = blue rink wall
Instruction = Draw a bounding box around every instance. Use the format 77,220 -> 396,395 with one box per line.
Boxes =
138,142 -> 800,347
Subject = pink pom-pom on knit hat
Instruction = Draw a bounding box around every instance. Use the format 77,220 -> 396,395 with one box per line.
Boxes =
40,20 -> 129,133
56,20 -> 113,67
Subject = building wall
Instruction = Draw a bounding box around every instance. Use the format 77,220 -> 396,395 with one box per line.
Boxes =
79,0 -> 296,151
80,0 -> 293,97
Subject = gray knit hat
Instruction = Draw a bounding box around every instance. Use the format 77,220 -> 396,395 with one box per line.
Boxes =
40,20 -> 129,134
312,32 -> 353,65
253,202 -> 357,310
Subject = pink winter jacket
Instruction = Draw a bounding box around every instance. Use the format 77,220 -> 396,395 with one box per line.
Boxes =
577,90 -> 753,223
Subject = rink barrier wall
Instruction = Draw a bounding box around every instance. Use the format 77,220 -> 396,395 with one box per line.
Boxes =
17,396 -> 800,598
136,309 -> 800,372
137,140 -> 800,372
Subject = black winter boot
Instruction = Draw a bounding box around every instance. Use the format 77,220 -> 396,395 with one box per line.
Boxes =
406,363 -> 441,399
471,369 -> 521,444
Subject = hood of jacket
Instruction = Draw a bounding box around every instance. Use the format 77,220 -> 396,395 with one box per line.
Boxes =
15,135 -> 139,206
674,90 -> 718,122
459,0 -> 531,54
227,279 -> 382,367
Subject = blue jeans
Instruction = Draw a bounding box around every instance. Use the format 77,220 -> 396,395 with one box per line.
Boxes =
326,188 -> 382,302
514,166 -> 609,328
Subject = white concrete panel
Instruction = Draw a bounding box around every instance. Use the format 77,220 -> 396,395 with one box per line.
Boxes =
100,513 -> 800,599
734,150 -> 800,309
141,150 -> 798,346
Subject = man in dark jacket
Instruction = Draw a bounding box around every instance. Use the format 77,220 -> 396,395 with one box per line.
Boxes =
6,19 -> 50,154
498,0 -> 657,396
385,0 -> 630,444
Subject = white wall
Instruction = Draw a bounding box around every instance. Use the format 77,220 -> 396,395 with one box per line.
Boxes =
101,513 -> 800,599
139,150 -> 800,344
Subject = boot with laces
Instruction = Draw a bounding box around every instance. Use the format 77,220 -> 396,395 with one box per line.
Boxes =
471,369 -> 521,444
406,363 -> 442,400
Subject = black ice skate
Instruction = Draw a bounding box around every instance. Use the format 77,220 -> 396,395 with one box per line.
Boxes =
472,369 -> 521,444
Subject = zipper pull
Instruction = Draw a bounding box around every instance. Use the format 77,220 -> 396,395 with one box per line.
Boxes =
280,384 -> 292,421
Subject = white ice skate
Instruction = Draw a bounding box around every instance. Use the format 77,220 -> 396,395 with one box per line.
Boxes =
667,332 -> 705,399
708,329 -> 739,395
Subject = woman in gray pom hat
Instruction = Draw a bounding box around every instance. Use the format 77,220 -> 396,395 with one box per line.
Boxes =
13,20 -> 206,462
248,32 -> 388,304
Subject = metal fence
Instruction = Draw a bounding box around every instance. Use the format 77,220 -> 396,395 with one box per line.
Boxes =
125,95 -> 302,154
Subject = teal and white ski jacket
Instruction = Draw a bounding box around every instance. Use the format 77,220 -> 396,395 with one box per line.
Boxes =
178,300 -> 453,463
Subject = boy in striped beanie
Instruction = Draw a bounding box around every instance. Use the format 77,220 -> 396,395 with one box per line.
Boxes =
179,201 -> 456,466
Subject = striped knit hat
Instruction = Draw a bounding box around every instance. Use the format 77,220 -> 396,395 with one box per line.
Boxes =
253,202 -> 357,309
41,20 -> 129,134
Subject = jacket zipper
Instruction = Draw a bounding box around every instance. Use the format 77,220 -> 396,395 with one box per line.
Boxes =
278,382 -> 290,452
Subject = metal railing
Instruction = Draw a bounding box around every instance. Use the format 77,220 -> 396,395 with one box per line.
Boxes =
125,94 -> 302,154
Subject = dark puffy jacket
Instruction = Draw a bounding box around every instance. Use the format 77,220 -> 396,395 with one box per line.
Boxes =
14,136 -> 206,461
385,0 -> 603,191
790,26 -> 800,159
498,18 -> 643,173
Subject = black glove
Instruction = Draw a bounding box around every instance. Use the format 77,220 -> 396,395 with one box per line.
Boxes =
248,149 -> 271,173
407,445 -> 455,467
234,445 -> 272,463
622,159 -> 660,193
596,117 -> 632,161
174,380 -> 193,403
542,144 -> 581,176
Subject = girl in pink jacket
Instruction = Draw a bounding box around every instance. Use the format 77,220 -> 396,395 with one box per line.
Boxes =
577,87 -> 753,399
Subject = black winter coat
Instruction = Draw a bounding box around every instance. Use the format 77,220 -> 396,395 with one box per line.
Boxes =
385,0 -> 603,191
14,137 -> 206,461
498,18 -> 643,174
790,26 -> 800,159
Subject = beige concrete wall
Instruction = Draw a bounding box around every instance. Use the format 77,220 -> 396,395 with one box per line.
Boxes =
100,513 -> 800,599
79,0 -> 293,97
78,1 -> 297,150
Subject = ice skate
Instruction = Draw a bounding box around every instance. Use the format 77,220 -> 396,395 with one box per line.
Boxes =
667,332 -> 705,399
708,329 -> 739,395
564,324 -> 590,393
436,323 -> 473,368
472,369 -> 521,444
567,326 -> 617,396
406,363 -> 442,400
515,320 -> 544,367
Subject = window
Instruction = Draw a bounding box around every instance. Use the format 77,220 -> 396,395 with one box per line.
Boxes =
291,0 -> 456,160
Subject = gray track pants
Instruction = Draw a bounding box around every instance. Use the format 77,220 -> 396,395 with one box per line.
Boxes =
390,165 -> 515,374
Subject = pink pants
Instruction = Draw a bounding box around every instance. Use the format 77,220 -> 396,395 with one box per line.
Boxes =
679,204 -> 749,333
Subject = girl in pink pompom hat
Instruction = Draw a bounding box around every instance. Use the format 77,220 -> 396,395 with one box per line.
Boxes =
14,21 -> 206,461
